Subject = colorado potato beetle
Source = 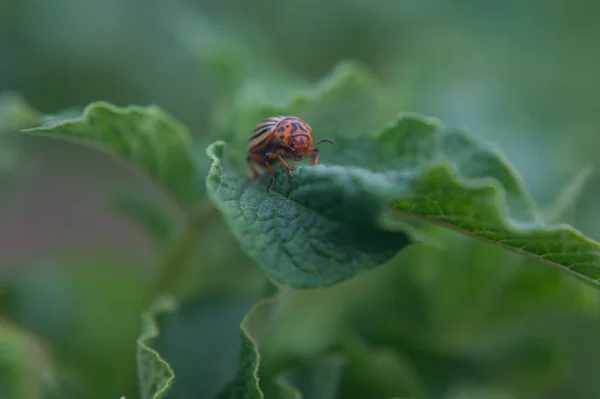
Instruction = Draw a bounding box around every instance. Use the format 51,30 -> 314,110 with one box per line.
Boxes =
246,115 -> 334,192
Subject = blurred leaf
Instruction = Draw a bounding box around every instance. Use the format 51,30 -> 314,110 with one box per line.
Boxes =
275,354 -> 348,399
0,91 -> 42,134
216,288 -> 278,399
21,101 -> 201,207
136,295 -> 177,399
540,165 -> 595,224
0,319 -> 58,399
171,5 -> 262,92
0,91 -> 42,177
214,60 -> 386,165
111,189 -> 180,250
444,384 -> 516,399
4,259 -> 149,399
337,337 -> 428,399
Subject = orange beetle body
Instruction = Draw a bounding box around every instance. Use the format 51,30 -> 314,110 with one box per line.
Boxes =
246,115 -> 334,191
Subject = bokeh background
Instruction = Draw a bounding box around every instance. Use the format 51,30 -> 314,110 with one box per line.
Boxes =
1,0 -> 600,398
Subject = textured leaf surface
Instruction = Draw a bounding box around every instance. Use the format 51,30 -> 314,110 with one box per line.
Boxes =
206,110 -> 600,288
206,141 -> 411,288
136,296 -> 177,399
22,101 -> 200,206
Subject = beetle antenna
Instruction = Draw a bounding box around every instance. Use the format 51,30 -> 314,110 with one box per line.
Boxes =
315,138 -> 335,146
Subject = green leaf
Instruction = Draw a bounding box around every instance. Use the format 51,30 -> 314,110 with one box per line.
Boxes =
206,109 -> 600,288
216,288 -> 279,399
275,354 -> 348,399
337,337 -> 428,399
0,91 -> 42,133
540,165 -> 595,224
0,319 -> 58,399
4,258 -> 150,398
0,92 -> 42,176
206,141 -> 411,288
21,101 -> 201,207
136,295 -> 177,399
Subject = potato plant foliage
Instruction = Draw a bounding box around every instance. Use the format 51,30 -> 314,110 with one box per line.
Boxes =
2,3 -> 600,399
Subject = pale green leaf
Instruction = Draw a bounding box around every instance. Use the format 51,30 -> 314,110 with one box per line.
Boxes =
22,101 -> 201,206
216,289 -> 279,399
275,354 -> 348,399
0,91 -> 42,134
136,296 -> 177,399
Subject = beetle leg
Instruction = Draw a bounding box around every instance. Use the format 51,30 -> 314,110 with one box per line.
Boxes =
247,154 -> 262,177
276,150 -> 294,180
264,161 -> 276,192
266,151 -> 293,180
310,147 -> 320,166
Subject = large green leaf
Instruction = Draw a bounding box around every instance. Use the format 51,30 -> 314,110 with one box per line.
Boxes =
21,101 -> 201,207
206,110 -> 600,288
205,141 -> 411,288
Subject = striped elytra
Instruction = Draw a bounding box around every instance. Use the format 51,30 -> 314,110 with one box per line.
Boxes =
246,115 -> 334,192
246,115 -> 312,152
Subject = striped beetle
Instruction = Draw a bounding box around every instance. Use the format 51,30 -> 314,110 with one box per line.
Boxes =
246,115 -> 334,192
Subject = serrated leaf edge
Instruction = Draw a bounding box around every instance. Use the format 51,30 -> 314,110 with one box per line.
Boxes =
136,295 -> 178,399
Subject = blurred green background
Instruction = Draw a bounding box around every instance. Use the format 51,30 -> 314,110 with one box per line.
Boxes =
1,0 -> 600,398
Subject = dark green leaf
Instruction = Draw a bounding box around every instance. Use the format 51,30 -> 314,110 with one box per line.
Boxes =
216,289 -> 279,399
22,101 -> 201,207
206,141 -> 411,288
206,109 -> 600,288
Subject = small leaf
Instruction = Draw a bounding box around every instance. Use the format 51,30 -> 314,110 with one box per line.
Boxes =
206,141 -> 411,288
22,101 -> 201,207
216,289 -> 279,399
136,295 -> 177,399
541,165 -> 595,224
0,91 -> 42,133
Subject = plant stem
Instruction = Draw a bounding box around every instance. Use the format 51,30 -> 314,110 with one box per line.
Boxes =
148,204 -> 220,303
